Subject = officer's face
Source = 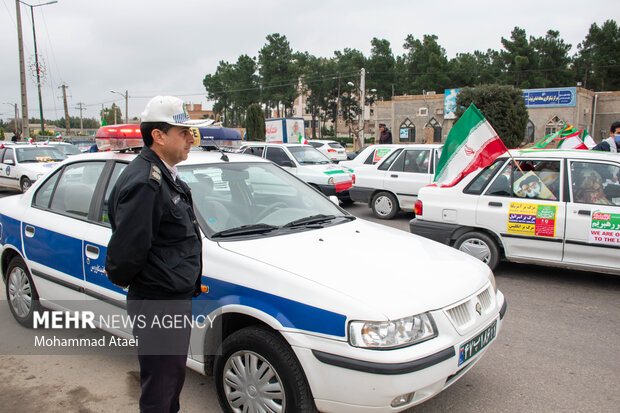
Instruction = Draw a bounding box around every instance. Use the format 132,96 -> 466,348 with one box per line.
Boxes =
156,126 -> 194,166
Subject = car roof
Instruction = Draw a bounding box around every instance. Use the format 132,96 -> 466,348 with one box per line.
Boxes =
505,148 -> 619,162
241,142 -> 308,148
60,148 -> 271,166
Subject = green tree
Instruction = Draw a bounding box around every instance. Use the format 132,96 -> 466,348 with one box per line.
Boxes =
448,49 -> 503,87
402,34 -> 451,94
366,38 -> 395,101
500,27 -> 544,88
455,84 -> 528,148
531,30 -> 574,87
245,103 -> 265,141
52,116 -> 102,129
259,33 -> 297,117
0,127 -> 5,140
101,104 -> 123,125
573,19 -> 620,91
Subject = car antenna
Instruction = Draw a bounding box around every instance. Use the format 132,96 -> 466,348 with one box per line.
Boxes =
200,138 -> 229,161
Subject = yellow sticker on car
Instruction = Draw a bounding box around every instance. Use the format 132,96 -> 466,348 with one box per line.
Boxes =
507,203 -> 556,237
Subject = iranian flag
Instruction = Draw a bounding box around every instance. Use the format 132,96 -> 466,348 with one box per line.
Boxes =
556,128 -> 587,150
433,104 -> 507,187
582,130 -> 596,149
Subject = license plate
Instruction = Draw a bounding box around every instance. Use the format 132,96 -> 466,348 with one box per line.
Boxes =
458,320 -> 497,366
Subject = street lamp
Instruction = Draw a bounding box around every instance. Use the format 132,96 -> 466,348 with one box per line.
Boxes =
347,68 -> 371,150
110,90 -> 128,123
19,0 -> 58,137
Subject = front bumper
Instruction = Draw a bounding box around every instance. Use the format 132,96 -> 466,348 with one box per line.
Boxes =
286,290 -> 507,412
409,218 -> 463,245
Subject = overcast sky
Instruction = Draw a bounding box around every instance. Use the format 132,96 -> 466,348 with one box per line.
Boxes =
1,0 -> 617,122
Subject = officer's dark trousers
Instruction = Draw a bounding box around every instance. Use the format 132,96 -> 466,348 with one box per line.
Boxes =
127,292 -> 192,413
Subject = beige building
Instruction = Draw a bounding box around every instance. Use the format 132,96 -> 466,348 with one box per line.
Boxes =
371,87 -> 620,146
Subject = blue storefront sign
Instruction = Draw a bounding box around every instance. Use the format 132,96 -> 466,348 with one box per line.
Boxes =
522,87 -> 576,108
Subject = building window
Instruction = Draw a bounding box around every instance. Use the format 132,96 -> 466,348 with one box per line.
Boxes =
545,116 -> 565,136
418,108 -> 428,116
399,118 -> 415,142
426,118 -> 442,143
525,119 -> 535,144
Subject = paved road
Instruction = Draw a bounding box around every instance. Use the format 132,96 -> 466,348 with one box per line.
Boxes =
0,194 -> 618,412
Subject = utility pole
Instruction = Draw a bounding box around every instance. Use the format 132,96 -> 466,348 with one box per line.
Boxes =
75,102 -> 86,134
15,0 -> 29,138
358,68 -> 366,150
60,84 -> 70,135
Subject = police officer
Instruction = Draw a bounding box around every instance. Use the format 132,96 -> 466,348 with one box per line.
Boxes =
105,96 -> 210,413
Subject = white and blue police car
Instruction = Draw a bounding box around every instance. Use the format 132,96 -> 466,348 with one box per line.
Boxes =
0,140 -> 506,412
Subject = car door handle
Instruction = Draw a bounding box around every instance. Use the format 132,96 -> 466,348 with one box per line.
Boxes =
577,209 -> 591,216
488,202 -> 503,207
85,244 -> 99,259
24,225 -> 35,237
390,174 -> 398,178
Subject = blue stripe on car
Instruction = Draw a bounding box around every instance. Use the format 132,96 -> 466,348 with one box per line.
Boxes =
0,214 -> 23,254
194,277 -> 347,338
22,222 -> 83,280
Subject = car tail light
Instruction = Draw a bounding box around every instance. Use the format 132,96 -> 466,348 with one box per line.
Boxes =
327,148 -> 336,152
351,174 -> 356,184
414,199 -> 423,216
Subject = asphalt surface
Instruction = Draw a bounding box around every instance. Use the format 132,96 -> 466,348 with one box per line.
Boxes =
0,192 -> 618,413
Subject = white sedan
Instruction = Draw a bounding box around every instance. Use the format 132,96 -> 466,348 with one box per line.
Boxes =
0,143 -> 65,192
1,148 -> 505,412
350,144 -> 443,219
307,139 -> 347,162
411,149 -> 620,274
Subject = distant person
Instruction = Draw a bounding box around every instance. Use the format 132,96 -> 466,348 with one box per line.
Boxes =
379,123 -> 392,144
11,131 -> 20,142
88,143 -> 98,152
591,121 -> 620,152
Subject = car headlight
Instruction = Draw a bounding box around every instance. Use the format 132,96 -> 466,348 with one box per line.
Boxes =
327,177 -> 334,185
349,313 -> 437,349
488,271 -> 497,293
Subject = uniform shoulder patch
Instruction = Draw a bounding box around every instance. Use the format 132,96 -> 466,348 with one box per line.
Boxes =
149,164 -> 162,185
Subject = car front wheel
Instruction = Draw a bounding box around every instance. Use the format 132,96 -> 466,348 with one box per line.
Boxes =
371,191 -> 398,219
20,177 -> 32,193
5,256 -> 40,328
454,231 -> 500,270
214,326 -> 316,413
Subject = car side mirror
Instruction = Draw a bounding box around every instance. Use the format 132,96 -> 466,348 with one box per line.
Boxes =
329,195 -> 339,205
4,159 -> 14,166
281,160 -> 295,168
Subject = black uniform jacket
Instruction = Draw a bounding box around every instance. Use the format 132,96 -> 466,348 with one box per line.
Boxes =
105,146 -> 202,300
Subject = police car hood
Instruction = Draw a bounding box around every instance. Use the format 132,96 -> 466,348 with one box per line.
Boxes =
21,161 -> 58,174
298,163 -> 349,173
217,219 -> 490,319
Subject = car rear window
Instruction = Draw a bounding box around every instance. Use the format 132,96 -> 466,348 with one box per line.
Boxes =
328,143 -> 343,149
463,158 -> 506,194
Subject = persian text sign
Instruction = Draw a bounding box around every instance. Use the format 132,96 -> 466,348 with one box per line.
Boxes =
522,87 -> 576,107
507,203 -> 556,237
589,210 -> 620,246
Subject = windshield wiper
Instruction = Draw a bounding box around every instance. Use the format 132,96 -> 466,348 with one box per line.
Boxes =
283,214 -> 339,228
211,223 -> 279,238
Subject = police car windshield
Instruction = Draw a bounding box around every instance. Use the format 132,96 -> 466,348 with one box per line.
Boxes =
288,146 -> 330,164
49,144 -> 81,156
15,146 -> 66,162
178,162 -> 349,238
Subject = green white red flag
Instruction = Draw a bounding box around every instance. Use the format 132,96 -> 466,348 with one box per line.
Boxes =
556,127 -> 586,150
433,104 -> 507,187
